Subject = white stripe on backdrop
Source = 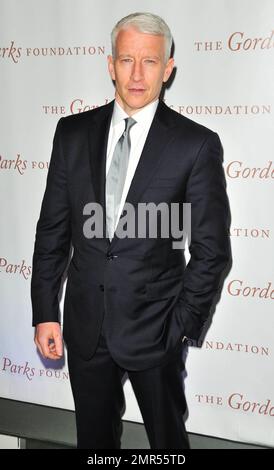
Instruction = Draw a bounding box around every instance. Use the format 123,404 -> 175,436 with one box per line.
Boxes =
0,0 -> 273,447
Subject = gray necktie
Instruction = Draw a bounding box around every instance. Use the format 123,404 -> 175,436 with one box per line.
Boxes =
106,117 -> 136,240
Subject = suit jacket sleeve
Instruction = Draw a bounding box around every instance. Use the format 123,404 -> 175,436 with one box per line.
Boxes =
31,118 -> 71,326
179,132 -> 231,340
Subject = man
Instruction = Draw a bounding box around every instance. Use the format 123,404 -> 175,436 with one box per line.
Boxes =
31,12 -> 230,449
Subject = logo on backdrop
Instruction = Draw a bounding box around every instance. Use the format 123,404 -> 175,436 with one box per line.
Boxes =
170,104 -> 271,116
0,41 -> 22,63
186,338 -> 270,356
1,356 -> 69,382
0,154 -> 50,174
41,98 -> 272,117
226,161 -> 274,179
229,228 -> 270,239
195,392 -> 274,417
0,40 -> 105,63
194,29 -> 274,53
0,154 -> 27,174
0,257 -> 31,280
227,279 -> 274,299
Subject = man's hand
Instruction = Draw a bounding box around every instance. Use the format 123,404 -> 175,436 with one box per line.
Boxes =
34,322 -> 63,360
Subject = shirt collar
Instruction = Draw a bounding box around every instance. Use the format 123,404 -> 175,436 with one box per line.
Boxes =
112,98 -> 159,129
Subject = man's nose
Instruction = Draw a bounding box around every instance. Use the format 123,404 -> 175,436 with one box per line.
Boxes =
131,61 -> 143,81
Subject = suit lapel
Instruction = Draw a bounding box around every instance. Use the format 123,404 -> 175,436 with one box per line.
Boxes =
88,101 -> 114,247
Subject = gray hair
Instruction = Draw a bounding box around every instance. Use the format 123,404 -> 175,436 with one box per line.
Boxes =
111,12 -> 173,63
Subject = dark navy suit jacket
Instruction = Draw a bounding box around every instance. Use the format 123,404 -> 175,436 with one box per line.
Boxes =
31,100 -> 230,371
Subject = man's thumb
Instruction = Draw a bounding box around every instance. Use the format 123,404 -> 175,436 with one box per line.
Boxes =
54,332 -> 63,356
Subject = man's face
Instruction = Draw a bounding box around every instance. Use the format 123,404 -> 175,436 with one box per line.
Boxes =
108,27 -> 174,115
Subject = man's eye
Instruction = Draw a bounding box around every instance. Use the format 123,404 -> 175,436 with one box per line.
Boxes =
145,59 -> 156,64
121,58 -> 132,63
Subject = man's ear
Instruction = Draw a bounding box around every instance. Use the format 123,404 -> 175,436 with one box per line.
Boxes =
163,57 -> 174,83
107,55 -> 115,81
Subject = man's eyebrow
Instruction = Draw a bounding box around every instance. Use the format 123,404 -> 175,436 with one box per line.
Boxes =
117,54 -> 132,59
143,55 -> 160,60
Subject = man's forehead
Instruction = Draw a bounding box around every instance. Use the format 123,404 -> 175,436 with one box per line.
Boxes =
115,30 -> 165,55
116,28 -> 165,44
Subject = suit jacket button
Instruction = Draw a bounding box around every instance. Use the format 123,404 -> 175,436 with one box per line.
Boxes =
99,284 -> 104,291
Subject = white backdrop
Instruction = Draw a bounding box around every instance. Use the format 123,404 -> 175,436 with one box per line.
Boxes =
0,0 -> 273,447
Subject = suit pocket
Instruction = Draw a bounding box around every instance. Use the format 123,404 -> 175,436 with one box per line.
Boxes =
146,275 -> 183,300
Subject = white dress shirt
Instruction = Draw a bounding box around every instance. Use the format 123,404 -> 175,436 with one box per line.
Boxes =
106,98 -> 159,233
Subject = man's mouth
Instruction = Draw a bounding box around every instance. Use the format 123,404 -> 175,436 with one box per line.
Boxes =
128,88 -> 146,93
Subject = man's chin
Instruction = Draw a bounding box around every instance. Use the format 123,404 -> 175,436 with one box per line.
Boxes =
124,96 -> 152,112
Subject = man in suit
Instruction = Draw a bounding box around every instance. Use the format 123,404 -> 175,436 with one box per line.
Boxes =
31,12 -> 230,449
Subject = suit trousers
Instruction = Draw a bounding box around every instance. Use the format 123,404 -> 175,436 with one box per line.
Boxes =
67,317 -> 190,449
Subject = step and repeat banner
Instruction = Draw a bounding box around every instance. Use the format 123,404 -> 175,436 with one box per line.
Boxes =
0,0 -> 273,447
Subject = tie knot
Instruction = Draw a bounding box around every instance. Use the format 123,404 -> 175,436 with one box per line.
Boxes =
124,117 -> 136,135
